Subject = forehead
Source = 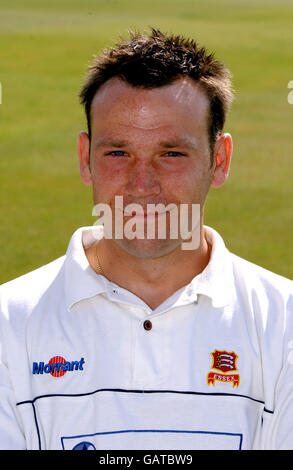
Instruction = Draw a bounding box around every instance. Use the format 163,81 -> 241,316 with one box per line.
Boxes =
90,76 -> 210,135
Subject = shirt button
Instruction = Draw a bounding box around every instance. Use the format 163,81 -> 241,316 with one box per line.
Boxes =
143,320 -> 152,331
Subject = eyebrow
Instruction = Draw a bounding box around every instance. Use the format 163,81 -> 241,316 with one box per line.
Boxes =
94,138 -> 129,149
158,138 -> 198,150
93,137 -> 198,151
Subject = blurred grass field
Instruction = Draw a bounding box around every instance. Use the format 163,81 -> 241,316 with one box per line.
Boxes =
1,0 -> 293,283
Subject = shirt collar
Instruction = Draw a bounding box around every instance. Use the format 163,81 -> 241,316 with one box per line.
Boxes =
189,225 -> 235,308
163,225 -> 235,310
64,225 -> 235,311
64,226 -> 108,310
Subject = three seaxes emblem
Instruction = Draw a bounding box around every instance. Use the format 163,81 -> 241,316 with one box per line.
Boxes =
207,350 -> 240,388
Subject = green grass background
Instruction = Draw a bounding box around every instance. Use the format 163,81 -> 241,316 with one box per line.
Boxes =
1,0 -> 293,283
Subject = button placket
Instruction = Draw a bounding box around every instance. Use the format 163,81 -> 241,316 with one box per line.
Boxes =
131,316 -> 167,386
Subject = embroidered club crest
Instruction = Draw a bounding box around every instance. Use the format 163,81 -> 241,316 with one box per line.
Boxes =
211,350 -> 238,373
207,350 -> 240,388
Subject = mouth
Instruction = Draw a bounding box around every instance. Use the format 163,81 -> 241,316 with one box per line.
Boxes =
128,210 -> 168,218
113,202 -> 178,219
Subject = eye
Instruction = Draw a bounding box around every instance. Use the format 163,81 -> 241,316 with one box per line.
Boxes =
163,151 -> 186,157
105,150 -> 128,157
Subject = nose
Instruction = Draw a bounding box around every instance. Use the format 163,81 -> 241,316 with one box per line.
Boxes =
125,159 -> 161,199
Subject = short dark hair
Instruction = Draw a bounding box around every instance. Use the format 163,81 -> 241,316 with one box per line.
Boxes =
79,28 -> 234,162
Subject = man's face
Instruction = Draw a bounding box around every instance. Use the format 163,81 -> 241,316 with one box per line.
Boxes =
79,76 -> 230,258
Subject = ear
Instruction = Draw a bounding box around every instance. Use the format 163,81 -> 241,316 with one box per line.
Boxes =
78,131 -> 92,186
210,133 -> 233,188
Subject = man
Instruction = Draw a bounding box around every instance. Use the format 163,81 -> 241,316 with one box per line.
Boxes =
0,28 -> 293,450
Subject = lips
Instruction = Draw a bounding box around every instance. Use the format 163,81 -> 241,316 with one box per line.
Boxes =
113,201 -> 177,218
129,210 -> 166,217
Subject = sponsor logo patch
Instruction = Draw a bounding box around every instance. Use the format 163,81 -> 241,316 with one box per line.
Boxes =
207,350 -> 239,388
32,356 -> 85,377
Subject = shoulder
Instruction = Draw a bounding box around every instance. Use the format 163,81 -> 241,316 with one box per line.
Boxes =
0,256 -> 66,322
230,252 -> 293,298
205,225 -> 293,303
229,251 -> 293,324
230,253 -> 293,293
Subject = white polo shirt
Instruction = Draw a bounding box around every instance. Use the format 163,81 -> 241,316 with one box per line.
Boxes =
1,225 -> 293,450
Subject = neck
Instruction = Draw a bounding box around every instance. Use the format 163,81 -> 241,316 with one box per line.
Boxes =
85,225 -> 211,310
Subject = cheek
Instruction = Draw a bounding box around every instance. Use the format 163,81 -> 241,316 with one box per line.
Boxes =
91,159 -> 128,200
164,165 -> 212,204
